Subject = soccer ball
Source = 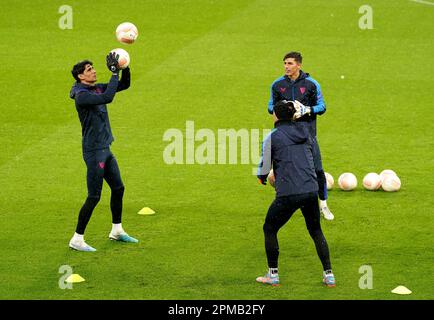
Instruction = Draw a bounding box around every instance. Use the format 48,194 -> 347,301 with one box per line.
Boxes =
324,172 -> 334,190
338,173 -> 357,191
116,22 -> 138,44
110,48 -> 130,69
362,173 -> 382,191
379,169 -> 397,183
267,169 -> 275,188
382,175 -> 401,192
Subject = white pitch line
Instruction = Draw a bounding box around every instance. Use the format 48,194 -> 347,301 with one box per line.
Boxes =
410,0 -> 434,6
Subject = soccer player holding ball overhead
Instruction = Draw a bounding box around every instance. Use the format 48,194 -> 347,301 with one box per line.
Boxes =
257,100 -> 335,287
68,52 -> 138,252
267,52 -> 334,220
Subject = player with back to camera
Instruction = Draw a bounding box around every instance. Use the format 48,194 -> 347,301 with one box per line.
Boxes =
68,52 -> 138,252
267,52 -> 334,220
256,100 -> 335,287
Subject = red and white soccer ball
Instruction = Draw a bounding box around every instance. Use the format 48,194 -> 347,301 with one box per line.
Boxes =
362,173 -> 382,191
381,171 -> 401,192
325,172 -> 334,190
110,48 -> 130,69
267,169 -> 276,188
116,22 -> 138,44
379,169 -> 397,183
338,173 -> 357,191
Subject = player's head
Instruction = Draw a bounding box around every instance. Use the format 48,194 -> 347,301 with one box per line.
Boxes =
72,60 -> 96,84
274,100 -> 295,121
283,51 -> 302,78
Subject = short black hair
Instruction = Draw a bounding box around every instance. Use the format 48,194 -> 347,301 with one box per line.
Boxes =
283,51 -> 302,64
274,100 -> 295,120
71,60 -> 93,82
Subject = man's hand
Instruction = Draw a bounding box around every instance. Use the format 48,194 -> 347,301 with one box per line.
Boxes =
106,52 -> 120,73
293,100 -> 311,120
257,175 -> 268,185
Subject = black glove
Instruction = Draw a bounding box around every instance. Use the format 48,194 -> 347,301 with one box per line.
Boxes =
257,175 -> 268,185
106,52 -> 120,73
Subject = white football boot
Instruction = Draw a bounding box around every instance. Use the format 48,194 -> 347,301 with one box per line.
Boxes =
69,239 -> 97,252
321,206 -> 335,221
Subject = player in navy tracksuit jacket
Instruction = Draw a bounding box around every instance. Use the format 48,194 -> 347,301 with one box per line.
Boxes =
267,52 -> 334,221
67,53 -> 138,252
256,100 -> 335,287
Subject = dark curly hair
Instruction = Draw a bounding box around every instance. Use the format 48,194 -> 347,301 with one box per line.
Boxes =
274,100 -> 295,120
71,60 -> 93,82
283,51 -> 302,64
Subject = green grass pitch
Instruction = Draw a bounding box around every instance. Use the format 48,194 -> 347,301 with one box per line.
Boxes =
0,0 -> 433,300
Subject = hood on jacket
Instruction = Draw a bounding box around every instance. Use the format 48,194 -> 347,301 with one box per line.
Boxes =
70,82 -> 93,99
284,70 -> 310,82
274,120 -> 309,145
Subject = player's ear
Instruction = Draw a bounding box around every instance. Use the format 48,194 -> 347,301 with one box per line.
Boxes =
78,73 -> 85,80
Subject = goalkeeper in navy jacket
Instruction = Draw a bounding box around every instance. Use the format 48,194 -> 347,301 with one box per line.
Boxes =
256,100 -> 335,287
267,51 -> 334,221
68,53 -> 138,252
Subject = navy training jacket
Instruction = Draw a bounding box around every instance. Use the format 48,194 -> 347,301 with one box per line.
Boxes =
69,68 -> 130,153
257,120 -> 318,197
267,70 -> 325,137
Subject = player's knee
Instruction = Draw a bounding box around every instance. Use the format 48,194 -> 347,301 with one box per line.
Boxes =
263,222 -> 276,235
112,185 -> 125,197
86,195 -> 101,206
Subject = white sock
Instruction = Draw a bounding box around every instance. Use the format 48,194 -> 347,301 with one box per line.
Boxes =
324,269 -> 333,276
320,200 -> 327,209
111,223 -> 125,235
72,232 -> 84,243
269,268 -> 278,276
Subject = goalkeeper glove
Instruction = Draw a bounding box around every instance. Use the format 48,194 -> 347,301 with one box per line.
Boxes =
293,100 -> 311,119
257,175 -> 268,185
106,52 -> 120,73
